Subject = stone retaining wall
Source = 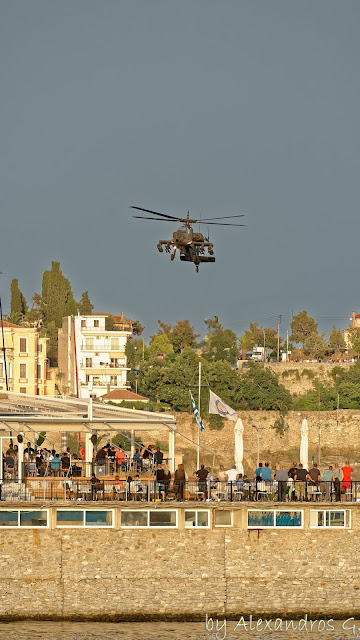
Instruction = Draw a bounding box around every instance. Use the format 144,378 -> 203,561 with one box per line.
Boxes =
0,503 -> 359,620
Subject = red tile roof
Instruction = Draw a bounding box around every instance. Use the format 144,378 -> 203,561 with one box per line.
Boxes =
101,389 -> 149,401
0,321 -> 21,328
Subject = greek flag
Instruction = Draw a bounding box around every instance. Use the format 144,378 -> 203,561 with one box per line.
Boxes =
190,392 -> 205,432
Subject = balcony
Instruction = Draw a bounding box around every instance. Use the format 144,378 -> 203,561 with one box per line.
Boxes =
80,343 -> 125,353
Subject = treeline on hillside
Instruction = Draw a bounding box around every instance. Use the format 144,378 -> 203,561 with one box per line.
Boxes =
126,315 -> 360,415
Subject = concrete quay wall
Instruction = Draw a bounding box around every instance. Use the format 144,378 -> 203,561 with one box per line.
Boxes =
0,503 -> 359,620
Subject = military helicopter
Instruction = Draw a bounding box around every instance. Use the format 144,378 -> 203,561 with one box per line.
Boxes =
131,206 -> 245,272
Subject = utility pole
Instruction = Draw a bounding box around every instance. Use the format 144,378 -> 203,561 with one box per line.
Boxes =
263,329 -> 266,367
277,315 -> 281,362
197,360 -> 201,470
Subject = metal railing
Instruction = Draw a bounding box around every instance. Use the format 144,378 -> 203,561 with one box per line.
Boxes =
0,479 -> 359,503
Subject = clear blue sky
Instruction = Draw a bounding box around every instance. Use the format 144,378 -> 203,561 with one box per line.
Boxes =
1,0 -> 359,340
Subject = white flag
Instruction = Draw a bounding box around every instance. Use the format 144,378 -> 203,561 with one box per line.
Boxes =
209,390 -> 238,422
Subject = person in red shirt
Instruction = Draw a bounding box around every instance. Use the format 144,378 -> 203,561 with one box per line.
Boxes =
341,461 -> 353,493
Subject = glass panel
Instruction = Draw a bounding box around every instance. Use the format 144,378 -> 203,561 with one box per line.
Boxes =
185,511 -> 196,527
275,511 -> 302,527
310,510 -> 324,527
0,511 -> 18,526
197,511 -> 209,527
56,510 -> 84,526
328,511 -> 345,527
149,511 -> 176,527
121,511 -> 148,527
248,510 -> 274,527
215,511 -> 233,527
85,511 -> 112,527
20,511 -> 47,527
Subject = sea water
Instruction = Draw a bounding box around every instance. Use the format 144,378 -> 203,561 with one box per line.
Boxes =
0,620 -> 359,640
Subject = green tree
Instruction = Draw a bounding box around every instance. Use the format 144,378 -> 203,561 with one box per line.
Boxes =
148,334 -> 174,358
235,362 -> 293,412
241,322 -> 279,354
328,326 -> 346,354
290,310 -> 322,356
153,320 -> 199,353
41,261 -> 77,328
202,317 -> 238,363
132,320 -> 144,336
10,279 -> 27,317
78,291 -> 94,315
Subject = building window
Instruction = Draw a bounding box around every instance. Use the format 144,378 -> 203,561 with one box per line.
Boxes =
94,320 -> 99,328
56,510 -> 113,528
247,510 -> 303,529
0,510 -> 49,528
110,338 -> 119,350
20,363 -> 27,378
37,343 -> 43,353
81,320 -> 86,328
309,510 -> 351,529
0,363 -> 3,377
19,338 -> 27,353
20,387 -> 26,393
85,358 -> 92,368
37,364 -> 42,380
85,338 -> 93,349
185,510 -> 210,528
214,510 -> 233,527
121,510 -> 177,528
110,375 -> 117,386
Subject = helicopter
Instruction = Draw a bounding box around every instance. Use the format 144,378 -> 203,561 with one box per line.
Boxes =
131,206 -> 245,272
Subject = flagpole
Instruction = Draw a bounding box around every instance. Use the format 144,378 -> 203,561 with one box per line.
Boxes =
197,360 -> 201,469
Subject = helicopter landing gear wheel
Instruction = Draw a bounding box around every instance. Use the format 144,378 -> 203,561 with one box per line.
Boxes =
171,253 -> 175,261
196,265 -> 199,273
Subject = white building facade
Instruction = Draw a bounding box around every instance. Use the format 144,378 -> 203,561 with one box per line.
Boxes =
58,315 -> 132,399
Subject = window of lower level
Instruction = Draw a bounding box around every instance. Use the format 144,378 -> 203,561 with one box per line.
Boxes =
121,510 -> 177,528
310,510 -> 351,528
248,510 -> 303,528
56,509 -> 113,527
185,510 -> 209,528
214,510 -> 233,527
0,510 -> 48,527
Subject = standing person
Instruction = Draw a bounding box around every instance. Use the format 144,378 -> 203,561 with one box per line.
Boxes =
341,461 -> 354,498
154,464 -> 166,501
332,463 -> 342,502
321,465 -> 333,501
294,463 -> 307,501
174,464 -> 186,501
288,462 -> 298,501
253,462 -> 263,479
195,464 -> 209,499
163,464 -> 171,496
154,447 -> 164,466
275,465 -> 288,502
307,463 -> 321,502
51,454 -> 61,477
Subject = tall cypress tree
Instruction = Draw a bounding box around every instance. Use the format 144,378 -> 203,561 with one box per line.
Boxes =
78,291 -> 94,315
41,262 -> 77,328
10,279 -> 27,317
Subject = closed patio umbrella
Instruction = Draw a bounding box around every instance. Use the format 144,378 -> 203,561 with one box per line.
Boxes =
300,418 -> 309,469
234,418 -> 244,475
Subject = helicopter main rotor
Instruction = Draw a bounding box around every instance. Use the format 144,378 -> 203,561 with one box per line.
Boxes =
131,206 -> 246,227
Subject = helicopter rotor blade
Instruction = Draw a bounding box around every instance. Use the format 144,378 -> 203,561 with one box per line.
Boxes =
132,216 -> 181,222
130,206 -> 180,221
196,221 -> 246,227
198,215 -> 245,221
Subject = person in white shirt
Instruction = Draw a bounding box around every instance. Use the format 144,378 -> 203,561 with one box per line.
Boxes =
225,466 -> 238,482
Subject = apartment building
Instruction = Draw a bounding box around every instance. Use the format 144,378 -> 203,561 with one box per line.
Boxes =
58,314 -> 133,399
343,309 -> 360,347
0,322 -> 54,395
